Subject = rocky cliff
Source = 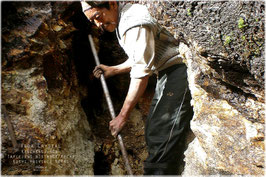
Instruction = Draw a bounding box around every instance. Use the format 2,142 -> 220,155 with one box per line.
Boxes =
1,1 -> 265,176
143,0 -> 265,175
1,2 -> 95,175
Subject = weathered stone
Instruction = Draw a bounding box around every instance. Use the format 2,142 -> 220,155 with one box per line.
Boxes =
2,2 -> 94,175
142,1 -> 264,175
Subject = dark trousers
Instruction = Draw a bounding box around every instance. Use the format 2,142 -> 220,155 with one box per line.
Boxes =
144,64 -> 193,175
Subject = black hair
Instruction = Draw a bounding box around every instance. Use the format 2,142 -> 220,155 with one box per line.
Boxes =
96,2 -> 110,9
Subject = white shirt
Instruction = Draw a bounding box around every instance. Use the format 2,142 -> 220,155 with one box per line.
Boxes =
117,26 -> 155,79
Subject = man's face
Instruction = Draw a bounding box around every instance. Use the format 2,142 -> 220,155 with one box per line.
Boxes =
84,2 -> 118,32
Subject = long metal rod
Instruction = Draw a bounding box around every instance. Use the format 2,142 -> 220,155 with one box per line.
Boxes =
88,35 -> 133,176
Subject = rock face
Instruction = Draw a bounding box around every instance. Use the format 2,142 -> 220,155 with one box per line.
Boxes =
1,2 -> 94,175
142,1 -> 265,175
2,1 -> 264,176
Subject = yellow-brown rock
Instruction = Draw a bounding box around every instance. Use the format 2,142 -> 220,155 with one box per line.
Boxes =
2,2 -> 94,175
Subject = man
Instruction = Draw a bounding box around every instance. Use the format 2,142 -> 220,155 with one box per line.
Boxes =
81,1 -> 193,175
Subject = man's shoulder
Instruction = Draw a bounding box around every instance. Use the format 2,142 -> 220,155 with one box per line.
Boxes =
128,3 -> 148,10
119,3 -> 156,36
121,3 -> 149,17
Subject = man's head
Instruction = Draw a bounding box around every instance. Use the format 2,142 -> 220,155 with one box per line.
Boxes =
81,1 -> 119,32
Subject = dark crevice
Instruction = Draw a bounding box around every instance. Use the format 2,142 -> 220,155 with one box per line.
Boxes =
93,151 -> 111,175
256,165 -> 264,168
197,73 -> 263,123
69,4 -> 104,124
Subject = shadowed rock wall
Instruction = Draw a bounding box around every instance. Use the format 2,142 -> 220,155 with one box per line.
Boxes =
1,2 -> 94,175
142,0 -> 265,175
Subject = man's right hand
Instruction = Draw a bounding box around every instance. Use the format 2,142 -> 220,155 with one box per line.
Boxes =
93,64 -> 114,79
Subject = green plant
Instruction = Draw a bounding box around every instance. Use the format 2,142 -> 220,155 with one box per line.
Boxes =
224,36 -> 231,45
254,48 -> 261,56
238,17 -> 247,29
187,8 -> 192,16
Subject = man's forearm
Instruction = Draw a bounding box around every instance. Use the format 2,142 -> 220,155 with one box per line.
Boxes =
109,75 -> 149,137
119,75 -> 149,119
111,59 -> 132,75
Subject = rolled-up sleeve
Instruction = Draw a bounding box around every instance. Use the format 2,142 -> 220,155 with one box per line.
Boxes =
122,26 -> 155,79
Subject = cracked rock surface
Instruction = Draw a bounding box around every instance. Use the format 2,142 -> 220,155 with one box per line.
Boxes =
142,1 -> 264,175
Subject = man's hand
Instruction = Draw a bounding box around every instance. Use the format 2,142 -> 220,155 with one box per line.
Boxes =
93,64 -> 115,79
93,59 -> 131,79
109,76 -> 149,137
109,114 -> 127,137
